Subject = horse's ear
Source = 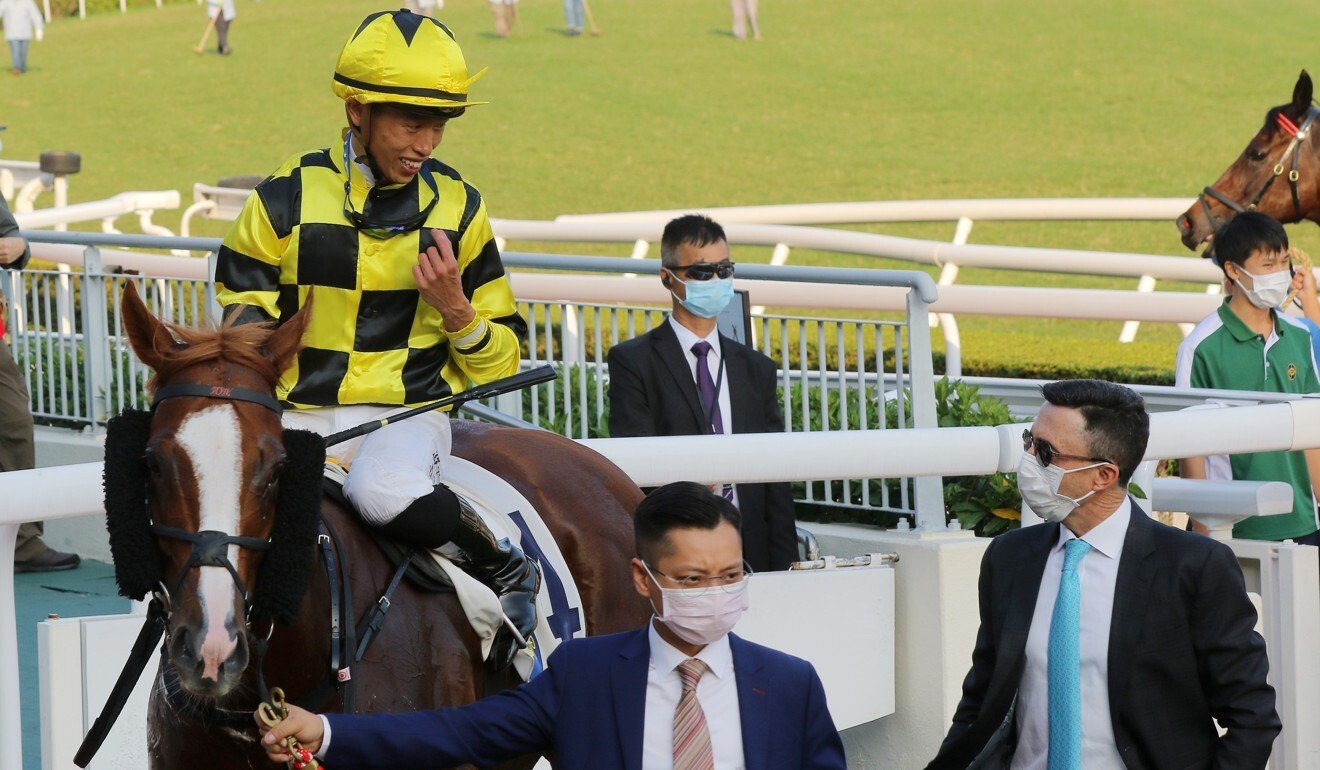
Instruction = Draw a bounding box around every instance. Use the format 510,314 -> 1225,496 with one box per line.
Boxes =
120,282 -> 178,371
1290,70 -> 1312,119
263,292 -> 313,375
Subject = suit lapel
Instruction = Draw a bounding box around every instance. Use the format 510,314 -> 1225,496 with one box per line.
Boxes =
730,635 -> 771,770
611,628 -> 652,770
651,322 -> 707,430
988,523 -> 1056,696
721,336 -> 754,434
1107,502 -> 1158,731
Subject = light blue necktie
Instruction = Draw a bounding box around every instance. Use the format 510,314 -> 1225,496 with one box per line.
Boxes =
1047,538 -> 1092,770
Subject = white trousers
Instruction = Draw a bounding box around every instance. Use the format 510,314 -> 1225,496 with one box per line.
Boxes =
282,405 -> 452,526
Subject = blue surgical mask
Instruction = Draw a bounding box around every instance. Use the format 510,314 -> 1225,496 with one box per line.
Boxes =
671,275 -> 734,319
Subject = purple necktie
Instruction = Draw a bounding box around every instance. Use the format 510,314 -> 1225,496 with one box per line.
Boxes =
692,342 -> 734,502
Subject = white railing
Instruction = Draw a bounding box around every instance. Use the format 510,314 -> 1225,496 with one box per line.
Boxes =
159,189 -> 1231,355
4,398 -> 1320,769
9,231 -> 945,519
14,190 -> 181,235
554,197 -> 1194,225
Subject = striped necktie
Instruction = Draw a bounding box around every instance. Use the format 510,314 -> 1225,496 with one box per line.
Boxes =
1047,538 -> 1092,770
673,658 -> 715,770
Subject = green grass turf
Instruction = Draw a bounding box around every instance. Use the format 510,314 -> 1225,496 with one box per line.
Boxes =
4,0 -> 1320,380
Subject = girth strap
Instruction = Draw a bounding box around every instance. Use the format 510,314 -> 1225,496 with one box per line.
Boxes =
355,550 -> 416,661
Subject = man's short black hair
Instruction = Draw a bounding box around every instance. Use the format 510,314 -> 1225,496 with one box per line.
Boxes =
1212,211 -> 1289,274
660,214 -> 727,269
1041,379 -> 1150,485
634,481 -> 741,562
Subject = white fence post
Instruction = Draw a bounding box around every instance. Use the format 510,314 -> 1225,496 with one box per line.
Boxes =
0,522 -> 21,770
906,289 -> 946,531
81,247 -> 111,428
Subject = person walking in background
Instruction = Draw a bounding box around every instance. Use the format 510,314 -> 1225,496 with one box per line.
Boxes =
405,0 -> 442,18
489,0 -> 516,38
0,192 -> 81,573
730,0 -> 759,40
608,215 -> 799,572
563,0 -> 583,35
0,0 -> 44,75
203,0 -> 236,56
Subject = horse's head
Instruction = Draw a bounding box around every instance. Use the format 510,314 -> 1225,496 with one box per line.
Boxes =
1178,70 -> 1319,251
117,283 -> 313,697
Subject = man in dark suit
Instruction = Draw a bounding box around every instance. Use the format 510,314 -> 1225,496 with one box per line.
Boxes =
928,379 -> 1280,770
608,214 -> 797,572
258,482 -> 845,769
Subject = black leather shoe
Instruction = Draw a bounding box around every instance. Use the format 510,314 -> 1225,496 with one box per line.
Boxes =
15,548 -> 81,573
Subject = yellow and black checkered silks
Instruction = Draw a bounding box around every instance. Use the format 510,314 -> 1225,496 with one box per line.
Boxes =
215,148 -> 525,409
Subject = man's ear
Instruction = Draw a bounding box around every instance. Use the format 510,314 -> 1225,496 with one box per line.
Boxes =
660,269 -> 672,288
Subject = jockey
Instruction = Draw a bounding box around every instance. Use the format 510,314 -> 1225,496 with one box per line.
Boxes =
214,9 -> 539,670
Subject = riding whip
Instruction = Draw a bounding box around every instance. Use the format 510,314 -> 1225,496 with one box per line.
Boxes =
323,365 -> 558,447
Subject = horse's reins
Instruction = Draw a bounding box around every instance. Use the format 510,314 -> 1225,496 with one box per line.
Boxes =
76,365 -> 558,768
1198,105 -> 1320,241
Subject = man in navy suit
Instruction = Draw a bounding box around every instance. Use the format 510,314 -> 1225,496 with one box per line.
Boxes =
258,481 -> 846,769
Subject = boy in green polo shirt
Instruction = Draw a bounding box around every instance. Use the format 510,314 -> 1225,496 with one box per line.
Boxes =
1176,211 -> 1320,542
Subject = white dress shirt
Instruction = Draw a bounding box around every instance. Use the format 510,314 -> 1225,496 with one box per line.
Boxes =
643,619 -> 745,770
668,316 -> 738,507
1011,498 -> 1130,770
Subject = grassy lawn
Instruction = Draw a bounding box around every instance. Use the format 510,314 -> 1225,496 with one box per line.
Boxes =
4,0 -> 1320,381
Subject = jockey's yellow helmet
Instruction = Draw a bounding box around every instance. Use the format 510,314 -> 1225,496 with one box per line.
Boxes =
332,9 -> 487,112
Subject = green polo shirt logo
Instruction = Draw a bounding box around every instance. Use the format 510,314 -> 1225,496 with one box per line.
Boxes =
1175,302 -> 1320,541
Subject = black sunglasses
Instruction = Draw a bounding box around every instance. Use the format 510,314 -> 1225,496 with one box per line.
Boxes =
671,261 -> 735,281
1022,429 -> 1109,469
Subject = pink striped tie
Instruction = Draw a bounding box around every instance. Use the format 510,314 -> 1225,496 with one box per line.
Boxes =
673,658 -> 715,770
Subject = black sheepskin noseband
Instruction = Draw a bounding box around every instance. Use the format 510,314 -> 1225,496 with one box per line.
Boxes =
102,410 -> 326,625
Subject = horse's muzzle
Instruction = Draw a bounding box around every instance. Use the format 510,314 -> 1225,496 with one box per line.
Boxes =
168,623 -> 249,696
1176,208 -> 1209,251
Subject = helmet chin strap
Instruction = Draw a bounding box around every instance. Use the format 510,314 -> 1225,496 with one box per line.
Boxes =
346,102 -> 385,182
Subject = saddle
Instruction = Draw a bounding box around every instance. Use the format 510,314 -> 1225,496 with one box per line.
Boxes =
321,477 -> 454,594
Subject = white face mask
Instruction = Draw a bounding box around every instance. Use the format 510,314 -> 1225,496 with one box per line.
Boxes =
1234,266 -> 1292,310
642,562 -> 749,646
1016,454 -> 1108,523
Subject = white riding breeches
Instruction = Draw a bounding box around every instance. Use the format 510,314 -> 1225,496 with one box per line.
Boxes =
282,405 -> 452,526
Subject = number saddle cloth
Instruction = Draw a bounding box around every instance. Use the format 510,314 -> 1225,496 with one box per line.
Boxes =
322,457 -> 584,682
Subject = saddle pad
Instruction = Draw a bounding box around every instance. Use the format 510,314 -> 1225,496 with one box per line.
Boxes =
440,457 -> 588,680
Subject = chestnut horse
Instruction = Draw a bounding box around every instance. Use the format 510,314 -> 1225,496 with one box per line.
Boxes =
110,283 -> 648,769
1177,70 -> 1319,250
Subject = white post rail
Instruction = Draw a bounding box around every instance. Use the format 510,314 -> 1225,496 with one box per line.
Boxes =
5,399 -> 1320,768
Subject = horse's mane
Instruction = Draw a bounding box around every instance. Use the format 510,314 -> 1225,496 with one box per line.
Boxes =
146,315 -> 283,392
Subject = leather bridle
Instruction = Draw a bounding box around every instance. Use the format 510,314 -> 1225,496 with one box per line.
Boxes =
1198,105 -> 1319,237
147,382 -> 283,629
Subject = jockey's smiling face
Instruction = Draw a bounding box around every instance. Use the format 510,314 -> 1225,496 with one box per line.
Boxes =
346,101 -> 448,186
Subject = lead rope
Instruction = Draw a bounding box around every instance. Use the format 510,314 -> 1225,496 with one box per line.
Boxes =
257,688 -> 323,770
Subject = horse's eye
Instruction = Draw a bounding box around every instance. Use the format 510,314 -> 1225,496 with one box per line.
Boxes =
1249,147 -> 1269,162
145,453 -> 163,477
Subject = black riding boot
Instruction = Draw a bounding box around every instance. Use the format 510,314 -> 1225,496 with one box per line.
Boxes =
449,498 -> 542,670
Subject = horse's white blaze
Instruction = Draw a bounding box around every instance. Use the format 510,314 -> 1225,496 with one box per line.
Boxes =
175,405 -> 245,680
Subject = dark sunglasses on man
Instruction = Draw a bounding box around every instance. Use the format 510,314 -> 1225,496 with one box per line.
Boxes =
671,261 -> 736,281
1022,429 -> 1110,469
